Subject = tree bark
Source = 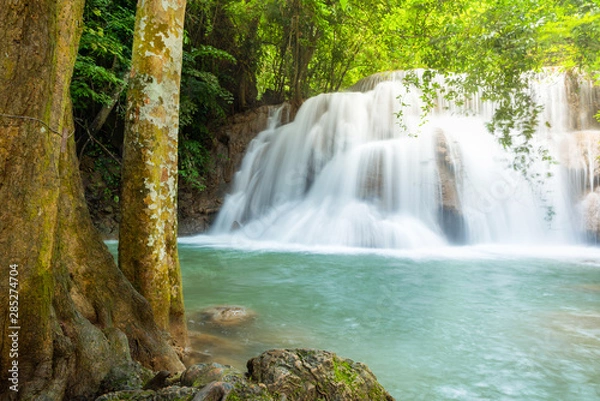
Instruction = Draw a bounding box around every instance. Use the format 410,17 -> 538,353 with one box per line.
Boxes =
119,0 -> 188,348
0,1 -> 183,399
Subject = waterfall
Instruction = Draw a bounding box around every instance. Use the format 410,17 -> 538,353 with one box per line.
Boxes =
211,70 -> 600,248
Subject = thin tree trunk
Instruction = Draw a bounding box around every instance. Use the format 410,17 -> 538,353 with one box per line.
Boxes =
89,72 -> 129,136
119,0 -> 188,348
0,1 -> 183,399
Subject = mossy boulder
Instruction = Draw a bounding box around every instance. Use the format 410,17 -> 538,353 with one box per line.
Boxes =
246,349 -> 395,401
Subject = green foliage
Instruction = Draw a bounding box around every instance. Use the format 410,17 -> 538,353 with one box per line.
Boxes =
72,0 -> 600,202
539,0 -> 600,73
85,142 -> 122,205
71,0 -> 135,111
179,1 -> 241,190
179,138 -> 211,191
254,0 -> 391,101
180,45 -> 235,129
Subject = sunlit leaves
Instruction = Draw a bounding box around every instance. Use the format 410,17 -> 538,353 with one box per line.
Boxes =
71,0 -> 135,109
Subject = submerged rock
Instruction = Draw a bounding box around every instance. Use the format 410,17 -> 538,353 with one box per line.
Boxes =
192,305 -> 257,328
183,331 -> 245,367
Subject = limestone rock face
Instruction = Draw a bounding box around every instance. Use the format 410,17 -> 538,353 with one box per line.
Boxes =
559,131 -> 600,176
246,349 -> 395,401
580,190 -> 600,242
178,104 -> 291,235
435,130 -> 466,244
559,130 -> 600,241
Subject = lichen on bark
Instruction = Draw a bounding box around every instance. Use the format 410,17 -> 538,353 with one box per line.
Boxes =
0,1 -> 183,399
119,0 -> 188,348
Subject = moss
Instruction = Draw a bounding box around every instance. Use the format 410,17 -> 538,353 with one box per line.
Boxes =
225,381 -> 275,401
225,392 -> 242,401
120,0 -> 186,345
368,384 -> 388,400
332,358 -> 358,387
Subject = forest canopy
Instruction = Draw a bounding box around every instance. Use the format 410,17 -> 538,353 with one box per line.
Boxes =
72,0 -> 600,191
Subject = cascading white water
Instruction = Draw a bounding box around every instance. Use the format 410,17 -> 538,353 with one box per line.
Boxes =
211,70 -> 600,248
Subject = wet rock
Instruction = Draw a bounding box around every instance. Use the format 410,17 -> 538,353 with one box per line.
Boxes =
559,131 -> 600,242
95,386 -> 198,401
143,371 -> 172,391
225,381 -> 274,401
181,363 -> 245,388
191,381 -> 233,401
435,130 -> 466,244
438,206 -> 467,244
247,349 -> 395,401
580,190 -> 600,243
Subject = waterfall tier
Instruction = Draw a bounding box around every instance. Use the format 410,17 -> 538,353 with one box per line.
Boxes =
211,71 -> 600,248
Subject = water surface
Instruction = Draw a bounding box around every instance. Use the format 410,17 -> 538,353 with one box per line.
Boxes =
177,238 -> 600,400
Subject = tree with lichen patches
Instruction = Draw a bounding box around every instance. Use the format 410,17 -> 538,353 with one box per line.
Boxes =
0,0 -> 184,399
119,0 -> 188,348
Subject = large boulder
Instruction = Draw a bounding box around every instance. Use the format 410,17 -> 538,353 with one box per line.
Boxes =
246,349 -> 395,401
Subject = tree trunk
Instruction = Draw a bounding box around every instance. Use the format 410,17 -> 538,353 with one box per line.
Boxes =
119,0 -> 188,348
0,1 -> 183,399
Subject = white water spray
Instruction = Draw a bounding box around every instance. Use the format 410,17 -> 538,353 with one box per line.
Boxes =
211,70 -> 600,248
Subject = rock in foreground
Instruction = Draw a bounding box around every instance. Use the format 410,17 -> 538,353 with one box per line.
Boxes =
96,348 -> 395,401
247,349 -> 395,401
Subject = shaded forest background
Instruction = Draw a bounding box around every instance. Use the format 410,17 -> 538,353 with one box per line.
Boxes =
73,0 -> 600,235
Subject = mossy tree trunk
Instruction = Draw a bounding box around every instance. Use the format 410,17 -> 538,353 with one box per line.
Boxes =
119,0 -> 188,348
0,1 -> 184,399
